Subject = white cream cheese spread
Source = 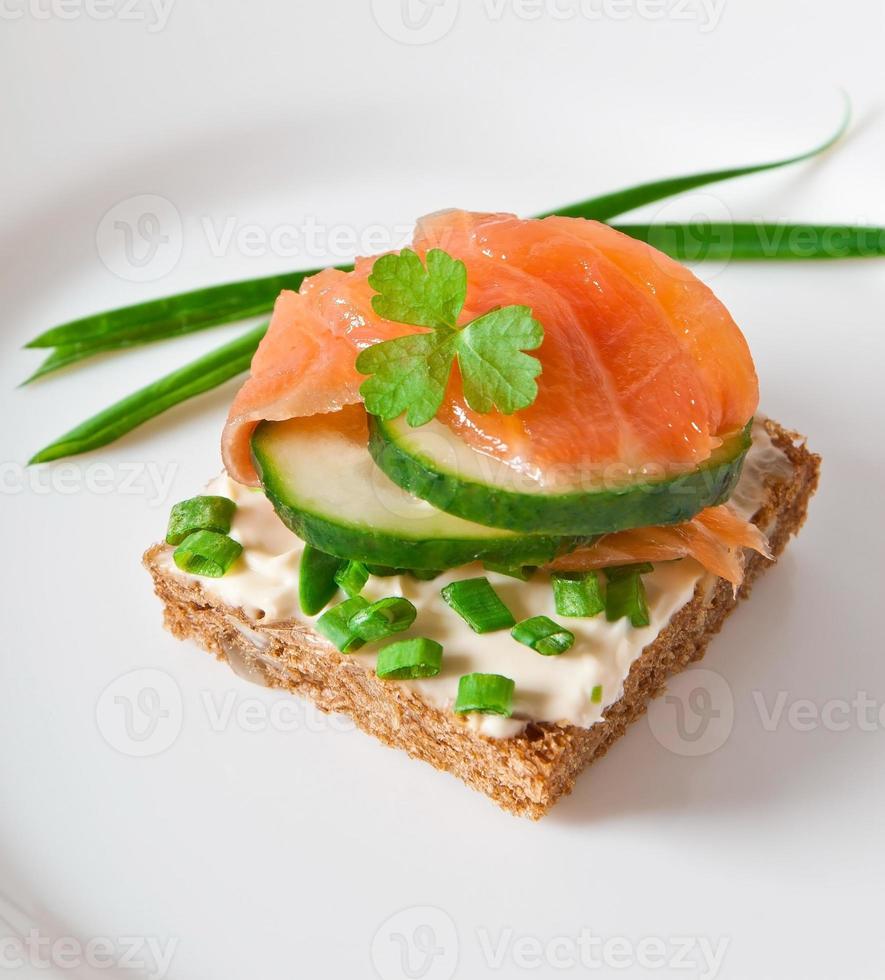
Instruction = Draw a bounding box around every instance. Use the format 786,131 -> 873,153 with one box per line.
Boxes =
156,421 -> 787,739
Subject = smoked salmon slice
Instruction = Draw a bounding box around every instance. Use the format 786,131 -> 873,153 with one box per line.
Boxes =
546,504 -> 772,587
222,209 -> 758,488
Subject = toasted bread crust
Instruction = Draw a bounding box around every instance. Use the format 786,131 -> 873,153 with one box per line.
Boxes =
144,419 -> 820,818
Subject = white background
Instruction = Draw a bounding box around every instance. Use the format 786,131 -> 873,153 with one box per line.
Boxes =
2,2 -> 884,978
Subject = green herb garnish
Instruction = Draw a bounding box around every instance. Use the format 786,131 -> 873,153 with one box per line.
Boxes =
552,571 -> 605,618
172,530 -> 242,578
355,248 -> 544,427
511,615 -> 575,656
333,560 -> 370,598
298,546 -> 345,616
350,597 -> 417,643
316,596 -> 370,653
453,673 -> 515,717
375,638 -> 443,680
166,495 -> 236,546
604,568 -> 651,628
440,577 -> 516,634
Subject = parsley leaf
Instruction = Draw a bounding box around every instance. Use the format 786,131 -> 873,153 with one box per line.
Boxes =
357,249 -> 544,426
369,248 -> 467,330
357,333 -> 456,428
457,306 -> 543,414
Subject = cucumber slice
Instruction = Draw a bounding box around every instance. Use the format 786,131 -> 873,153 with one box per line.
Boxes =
368,415 -> 752,535
251,415 -> 576,569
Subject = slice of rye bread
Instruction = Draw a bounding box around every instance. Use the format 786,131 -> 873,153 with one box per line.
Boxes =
144,418 -> 820,819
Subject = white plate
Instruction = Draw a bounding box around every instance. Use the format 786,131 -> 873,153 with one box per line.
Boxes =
2,5 -> 884,978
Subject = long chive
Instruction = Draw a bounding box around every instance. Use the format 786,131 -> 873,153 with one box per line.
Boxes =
22,108 -> 850,364
453,673 -> 515,716
511,615 -> 575,656
25,270 -> 324,351
350,597 -> 417,643
28,323 -> 266,464
299,546 -> 345,616
26,104 -> 885,466
172,530 -> 242,578
614,221 -> 885,261
539,106 -> 849,222
376,638 -> 443,680
316,596 -> 370,653
166,495 -> 236,545
440,578 -> 515,634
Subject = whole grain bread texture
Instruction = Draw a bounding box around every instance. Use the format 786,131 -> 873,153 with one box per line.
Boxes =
144,419 -> 820,819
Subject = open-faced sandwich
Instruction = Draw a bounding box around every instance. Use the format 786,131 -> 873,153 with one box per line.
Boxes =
144,209 -> 820,818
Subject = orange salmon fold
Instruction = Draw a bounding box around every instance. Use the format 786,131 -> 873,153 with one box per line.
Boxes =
546,505 -> 772,587
221,210 -> 758,486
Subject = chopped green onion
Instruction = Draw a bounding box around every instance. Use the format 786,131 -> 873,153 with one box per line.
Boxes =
172,530 -> 242,578
511,615 -> 575,656
440,577 -> 515,633
350,597 -> 417,643
590,684 -> 603,704
605,562 -> 654,580
316,596 -> 370,653
454,673 -> 515,716
334,560 -> 370,598
552,571 -> 605,617
483,561 -> 536,581
604,569 -> 651,627
299,546 -> 345,615
375,638 -> 443,680
165,495 -> 236,546
408,568 -> 443,581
